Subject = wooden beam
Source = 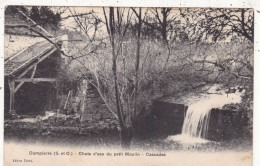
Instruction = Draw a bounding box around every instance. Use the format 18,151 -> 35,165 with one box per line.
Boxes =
63,90 -> 71,109
15,65 -> 38,93
18,9 -> 54,38
31,65 -> 37,78
14,81 -> 24,93
8,78 -> 16,114
14,78 -> 56,82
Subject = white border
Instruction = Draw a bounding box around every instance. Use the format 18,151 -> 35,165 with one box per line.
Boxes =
0,1 -> 259,166
0,0 -> 258,8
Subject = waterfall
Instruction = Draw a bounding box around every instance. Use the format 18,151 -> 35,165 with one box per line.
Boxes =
166,86 -> 244,143
182,102 -> 212,138
182,92 -> 242,139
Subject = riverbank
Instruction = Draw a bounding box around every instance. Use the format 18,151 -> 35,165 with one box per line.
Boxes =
4,121 -> 252,152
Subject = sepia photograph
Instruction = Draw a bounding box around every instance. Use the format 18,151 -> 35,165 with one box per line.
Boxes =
1,1 -> 258,165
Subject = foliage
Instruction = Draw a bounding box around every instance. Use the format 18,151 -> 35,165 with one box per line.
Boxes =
5,6 -> 29,15
180,8 -> 254,42
30,7 -> 61,30
56,66 -> 82,94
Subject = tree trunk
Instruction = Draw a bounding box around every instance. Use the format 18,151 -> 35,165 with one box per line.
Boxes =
109,7 -> 125,127
133,7 -> 142,118
162,8 -> 167,42
120,126 -> 134,149
105,7 -> 135,149
108,7 -> 130,148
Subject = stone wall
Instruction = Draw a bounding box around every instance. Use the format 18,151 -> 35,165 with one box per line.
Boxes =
66,79 -> 117,130
152,101 -> 188,135
207,108 -> 248,141
135,101 -> 188,139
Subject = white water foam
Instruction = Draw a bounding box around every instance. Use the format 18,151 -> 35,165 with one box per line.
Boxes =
166,134 -> 209,144
167,85 -> 243,144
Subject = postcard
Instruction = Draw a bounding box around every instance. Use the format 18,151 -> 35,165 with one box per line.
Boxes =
1,0 -> 259,166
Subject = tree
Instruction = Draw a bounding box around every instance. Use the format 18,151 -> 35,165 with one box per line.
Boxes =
64,7 -> 141,148
143,8 -> 186,68
180,8 -> 254,42
176,8 -> 253,94
5,6 -> 28,15
132,8 -> 142,119
72,7 -> 147,148
102,7 -> 136,148
144,8 -> 174,42
30,6 -> 61,30
30,7 -> 41,22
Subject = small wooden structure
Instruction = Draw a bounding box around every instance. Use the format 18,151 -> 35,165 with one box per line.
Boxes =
4,9 -> 67,115
4,37 -> 63,115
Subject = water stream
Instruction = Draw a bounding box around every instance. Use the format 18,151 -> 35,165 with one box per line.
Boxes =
167,85 -> 244,144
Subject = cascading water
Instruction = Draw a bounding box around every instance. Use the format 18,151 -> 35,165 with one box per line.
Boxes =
167,85 -> 244,143
182,101 -> 212,139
